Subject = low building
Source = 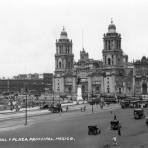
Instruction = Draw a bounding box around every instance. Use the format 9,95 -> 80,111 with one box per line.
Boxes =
0,73 -> 53,95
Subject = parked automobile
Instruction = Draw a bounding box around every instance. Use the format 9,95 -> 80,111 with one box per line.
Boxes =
110,120 -> 119,130
134,108 -> 144,119
120,100 -> 130,109
88,124 -> 101,135
145,117 -> 148,125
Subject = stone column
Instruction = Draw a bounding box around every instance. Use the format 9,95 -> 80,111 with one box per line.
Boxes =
72,76 -> 76,100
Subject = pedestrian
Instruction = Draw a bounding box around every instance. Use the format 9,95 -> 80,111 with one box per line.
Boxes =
110,108 -> 112,114
66,105 -> 68,112
84,106 -> 86,111
118,127 -> 121,136
112,136 -> 117,145
118,123 -> 121,136
114,115 -> 117,120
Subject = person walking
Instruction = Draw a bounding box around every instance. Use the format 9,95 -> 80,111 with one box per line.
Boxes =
84,105 -> 86,112
110,108 -> 112,114
112,136 -> 118,145
114,115 -> 117,120
118,122 -> 122,136
66,105 -> 68,112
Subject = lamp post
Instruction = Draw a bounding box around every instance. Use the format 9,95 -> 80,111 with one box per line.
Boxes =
92,90 -> 94,113
52,90 -> 54,106
57,88 -> 60,104
24,88 -> 28,126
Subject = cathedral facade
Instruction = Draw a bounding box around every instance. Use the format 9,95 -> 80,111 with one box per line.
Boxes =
53,21 -> 134,100
133,57 -> 148,96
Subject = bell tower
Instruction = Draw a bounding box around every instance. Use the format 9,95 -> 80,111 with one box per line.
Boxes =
55,27 -> 74,74
102,19 -> 123,67
53,27 -> 76,99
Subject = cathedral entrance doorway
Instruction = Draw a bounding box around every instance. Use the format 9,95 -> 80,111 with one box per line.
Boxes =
142,83 -> 147,95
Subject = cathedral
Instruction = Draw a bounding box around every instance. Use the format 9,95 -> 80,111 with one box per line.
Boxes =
53,21 -> 137,100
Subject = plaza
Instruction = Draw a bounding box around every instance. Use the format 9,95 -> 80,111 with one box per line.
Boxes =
0,103 -> 147,148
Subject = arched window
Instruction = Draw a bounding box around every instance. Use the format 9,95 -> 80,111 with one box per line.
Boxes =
68,62 -> 71,68
119,88 -> 121,94
118,58 -> 120,64
59,61 -> 62,68
107,88 -> 110,93
108,58 -> 111,65
108,41 -> 110,50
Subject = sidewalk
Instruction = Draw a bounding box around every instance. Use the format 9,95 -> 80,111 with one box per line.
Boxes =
0,102 -> 88,121
0,106 -> 40,114
0,101 -> 86,115
0,103 -> 120,122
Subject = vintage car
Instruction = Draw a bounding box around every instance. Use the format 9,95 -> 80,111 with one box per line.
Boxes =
130,100 -> 141,108
134,108 -> 144,119
88,124 -> 101,135
120,100 -> 130,109
145,117 -> 148,125
110,120 -> 119,130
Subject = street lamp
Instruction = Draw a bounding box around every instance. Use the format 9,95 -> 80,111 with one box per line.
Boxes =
91,90 -> 94,113
52,90 -> 54,106
24,88 -> 28,126
57,88 -> 60,104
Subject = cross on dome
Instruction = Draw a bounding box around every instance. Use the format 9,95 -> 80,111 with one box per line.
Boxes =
111,18 -> 113,24
62,26 -> 65,31
108,18 -> 116,33
60,26 -> 68,39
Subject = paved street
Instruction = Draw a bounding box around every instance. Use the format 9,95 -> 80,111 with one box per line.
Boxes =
0,104 -> 147,148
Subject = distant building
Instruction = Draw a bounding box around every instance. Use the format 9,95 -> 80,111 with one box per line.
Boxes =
134,56 -> 148,95
13,73 -> 39,80
28,73 -> 39,80
0,73 -> 53,94
43,73 -> 53,93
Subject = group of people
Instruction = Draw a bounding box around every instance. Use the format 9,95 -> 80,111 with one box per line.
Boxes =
112,114 -> 122,146
81,106 -> 86,112
114,115 -> 122,136
8,95 -> 21,112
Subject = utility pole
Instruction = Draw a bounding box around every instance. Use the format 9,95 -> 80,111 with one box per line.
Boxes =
92,90 -> 94,113
25,88 -> 28,126
53,90 -> 54,106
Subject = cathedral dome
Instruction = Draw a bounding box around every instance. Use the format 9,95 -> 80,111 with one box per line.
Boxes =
108,19 -> 116,33
60,27 -> 68,39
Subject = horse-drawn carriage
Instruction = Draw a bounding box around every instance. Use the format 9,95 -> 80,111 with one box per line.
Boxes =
48,103 -> 62,113
88,124 -> 101,135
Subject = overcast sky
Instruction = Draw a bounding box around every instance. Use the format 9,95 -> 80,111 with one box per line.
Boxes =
0,0 -> 148,77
